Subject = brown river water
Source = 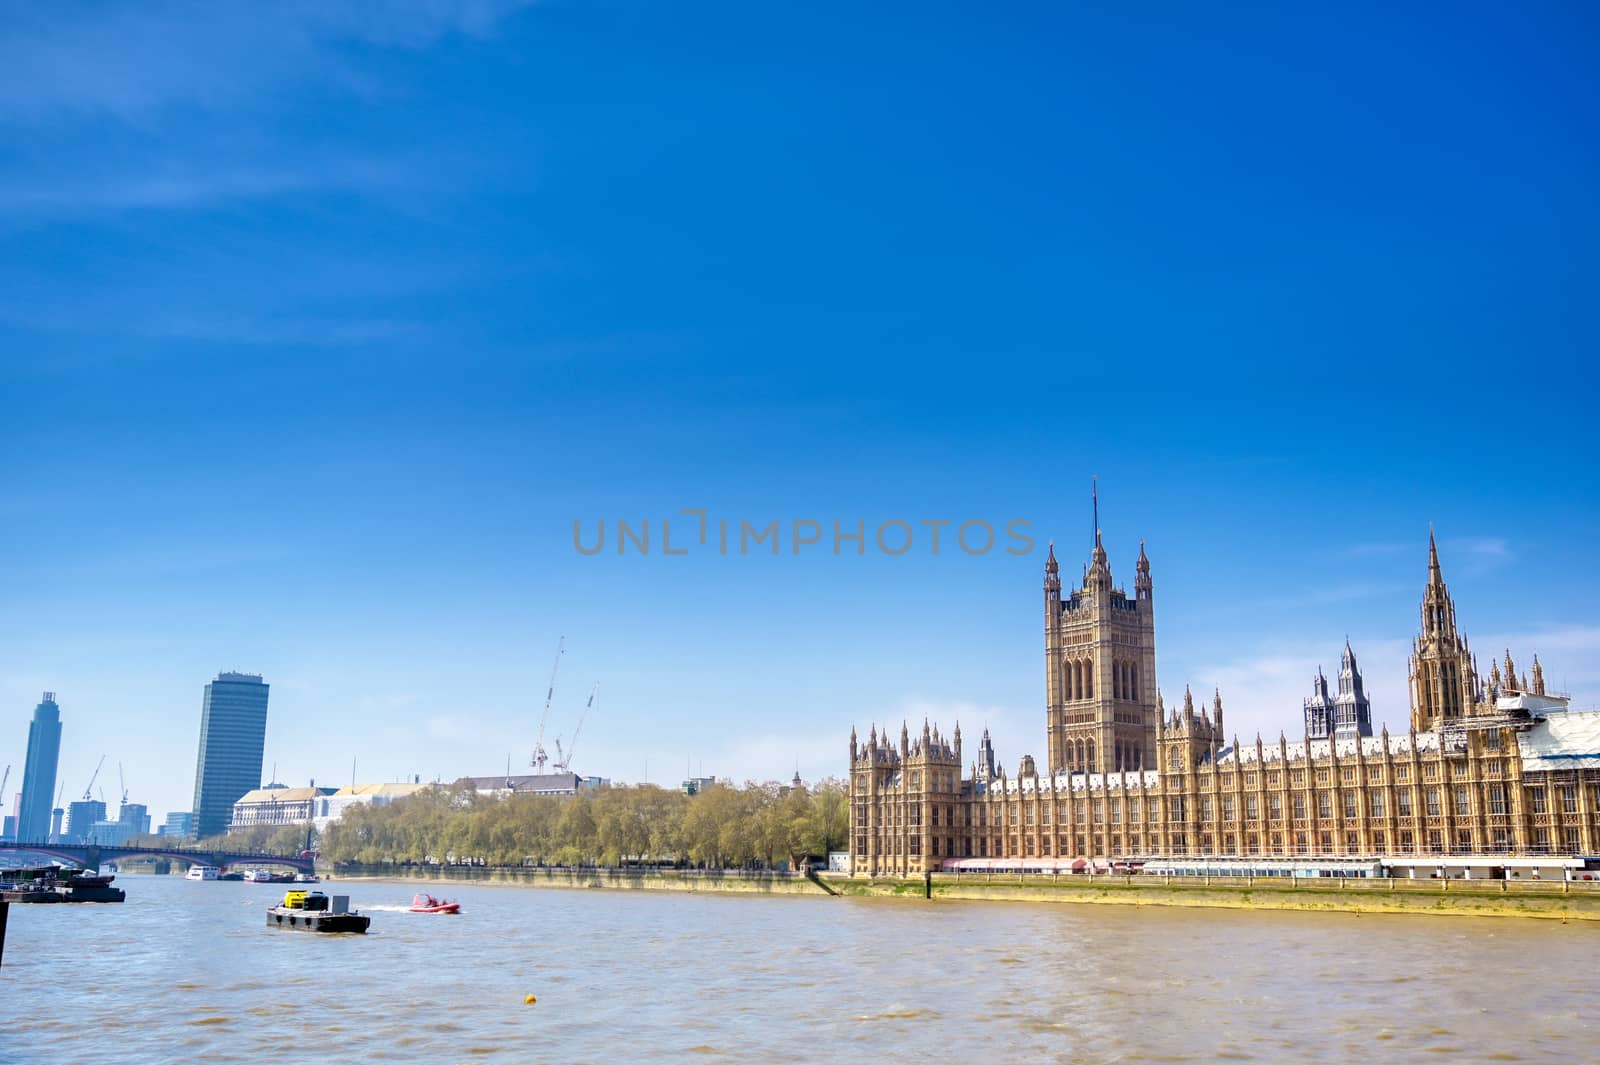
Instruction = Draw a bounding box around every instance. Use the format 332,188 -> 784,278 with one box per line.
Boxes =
2,873 -> 1594,1063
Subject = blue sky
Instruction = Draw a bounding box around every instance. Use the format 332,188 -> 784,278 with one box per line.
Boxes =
3,2 -> 1597,821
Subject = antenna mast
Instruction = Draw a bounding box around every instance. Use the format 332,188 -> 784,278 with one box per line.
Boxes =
531,636 -> 565,773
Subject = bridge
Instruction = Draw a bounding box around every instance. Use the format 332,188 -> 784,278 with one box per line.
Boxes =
0,841 -> 313,874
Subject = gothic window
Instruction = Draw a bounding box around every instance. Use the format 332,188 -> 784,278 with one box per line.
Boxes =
1170,745 -> 1181,770
1245,796 -> 1258,819
1370,793 -> 1385,818
1087,740 -> 1096,772
1269,795 -> 1282,819
1085,662 -> 1094,698
1527,788 -> 1547,815
1293,795 -> 1307,820
1563,785 -> 1578,813
1222,797 -> 1235,821
1488,786 -> 1506,815
1455,786 -> 1471,817
1342,793 -> 1357,819
1397,791 -> 1412,817
1426,789 -> 1441,817
1318,793 -> 1332,819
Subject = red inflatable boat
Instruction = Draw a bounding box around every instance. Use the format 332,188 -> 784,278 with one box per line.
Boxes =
409,893 -> 461,914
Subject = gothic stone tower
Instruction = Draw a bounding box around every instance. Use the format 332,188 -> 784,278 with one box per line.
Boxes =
1409,530 -> 1480,733
1044,515 -> 1158,776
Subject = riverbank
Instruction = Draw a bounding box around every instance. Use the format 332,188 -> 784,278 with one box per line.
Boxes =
855,872 -> 1600,920
331,865 -> 832,896
328,864 -> 1600,919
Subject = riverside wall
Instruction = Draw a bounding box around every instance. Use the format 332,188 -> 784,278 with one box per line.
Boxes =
329,864 -> 1600,919
331,865 -> 834,896
835,872 -> 1600,920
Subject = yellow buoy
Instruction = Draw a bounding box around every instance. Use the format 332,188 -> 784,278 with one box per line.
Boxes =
524,994 -> 537,1005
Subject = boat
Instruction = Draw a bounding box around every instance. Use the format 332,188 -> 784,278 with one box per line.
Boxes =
2,866 -> 124,903
293,872 -> 320,883
242,869 -> 274,882
1,866 -> 66,903
266,890 -> 370,934
408,893 -> 461,914
60,870 -> 126,903
219,870 -> 245,881
185,865 -> 219,881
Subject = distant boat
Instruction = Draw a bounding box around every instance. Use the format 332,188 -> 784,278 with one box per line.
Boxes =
293,872 -> 320,883
409,893 -> 462,915
185,866 -> 219,881
219,870 -> 245,881
242,869 -> 274,883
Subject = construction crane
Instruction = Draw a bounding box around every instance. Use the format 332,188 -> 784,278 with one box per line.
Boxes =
1,764 -> 10,808
554,683 -> 598,773
530,636 -> 564,774
119,763 -> 129,807
82,754 -> 106,802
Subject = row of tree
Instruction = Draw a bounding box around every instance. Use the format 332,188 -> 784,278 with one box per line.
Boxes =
317,779 -> 850,869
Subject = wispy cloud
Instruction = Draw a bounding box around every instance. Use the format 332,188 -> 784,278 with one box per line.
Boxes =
0,2 -> 538,124
0,158 -> 408,217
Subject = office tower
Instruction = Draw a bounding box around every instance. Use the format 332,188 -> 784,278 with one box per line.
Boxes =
65,798 -> 106,842
159,811 -> 196,839
190,672 -> 270,839
17,692 -> 63,843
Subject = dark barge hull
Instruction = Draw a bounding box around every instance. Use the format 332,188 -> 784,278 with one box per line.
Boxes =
267,909 -> 371,933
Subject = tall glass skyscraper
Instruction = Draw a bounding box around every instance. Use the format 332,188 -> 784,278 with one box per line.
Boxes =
190,672 -> 270,839
17,692 -> 63,843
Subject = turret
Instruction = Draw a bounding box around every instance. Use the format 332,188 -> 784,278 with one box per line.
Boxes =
1532,656 -> 1546,696
850,726 -> 858,762
1135,539 -> 1152,601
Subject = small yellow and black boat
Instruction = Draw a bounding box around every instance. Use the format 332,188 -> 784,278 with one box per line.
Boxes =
266,889 -> 370,934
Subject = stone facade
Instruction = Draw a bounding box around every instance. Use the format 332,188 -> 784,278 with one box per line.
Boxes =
850,530 -> 1600,877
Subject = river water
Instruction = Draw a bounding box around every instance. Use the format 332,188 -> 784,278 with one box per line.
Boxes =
2,873 -> 1594,1064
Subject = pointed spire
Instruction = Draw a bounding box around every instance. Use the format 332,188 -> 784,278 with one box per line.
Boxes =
1532,655 -> 1546,696
1428,524 -> 1441,580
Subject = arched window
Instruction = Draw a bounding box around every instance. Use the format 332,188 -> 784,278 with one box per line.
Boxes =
1087,739 -> 1096,773
1085,661 -> 1094,699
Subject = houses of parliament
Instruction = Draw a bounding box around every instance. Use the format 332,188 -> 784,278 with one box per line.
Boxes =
848,520 -> 1600,876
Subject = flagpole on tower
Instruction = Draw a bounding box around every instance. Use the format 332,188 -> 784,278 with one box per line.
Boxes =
1092,474 -> 1099,545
